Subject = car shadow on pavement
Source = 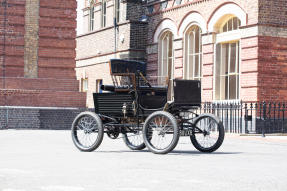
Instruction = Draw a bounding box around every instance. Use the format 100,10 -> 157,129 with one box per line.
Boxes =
170,150 -> 242,155
95,150 -> 242,155
95,150 -> 150,153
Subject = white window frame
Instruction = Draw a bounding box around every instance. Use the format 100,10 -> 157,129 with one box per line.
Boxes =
214,42 -> 240,101
183,25 -> 202,81
89,3 -> 95,31
81,78 -> 88,92
101,0 -> 107,28
213,17 -> 242,101
158,31 -> 174,80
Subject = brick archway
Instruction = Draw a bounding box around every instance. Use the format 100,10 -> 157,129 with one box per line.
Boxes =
153,19 -> 178,43
207,3 -> 247,32
178,12 -> 207,38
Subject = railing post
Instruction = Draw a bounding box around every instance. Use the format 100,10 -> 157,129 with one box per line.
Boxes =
283,103 -> 286,133
278,103 -> 281,133
240,101 -> 243,134
250,103 -> 253,132
262,101 -> 266,137
230,103 -> 233,133
244,103 -> 248,134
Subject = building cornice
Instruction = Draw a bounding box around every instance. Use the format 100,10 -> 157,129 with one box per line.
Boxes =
77,21 -> 148,38
147,0 -> 211,16
76,49 -> 146,61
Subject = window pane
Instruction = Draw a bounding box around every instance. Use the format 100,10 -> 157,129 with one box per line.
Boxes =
104,2 -> 106,14
221,17 -> 241,33
168,34 -> 173,58
163,38 -> 168,57
175,0 -> 182,5
200,53 -> 202,78
189,32 -> 194,55
189,55 -> 194,79
215,44 -> 221,100
184,33 -> 190,79
195,29 -> 199,53
237,42 -> 240,73
221,44 -> 228,75
199,29 -> 202,52
102,1 -> 107,27
160,32 -> 173,77
220,76 -> 227,100
230,43 -> 237,73
225,76 -> 229,99
237,74 -> 239,99
82,79 -> 88,92
162,39 -> 168,76
229,75 -> 236,99
163,58 -> 168,76
233,17 -> 238,30
90,7 -> 94,31
194,55 -> 199,77
225,44 -> 229,74
228,19 -> 233,31
160,38 -> 167,76
223,23 -> 227,32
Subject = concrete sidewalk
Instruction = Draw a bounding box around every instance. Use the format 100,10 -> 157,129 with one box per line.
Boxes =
0,130 -> 286,191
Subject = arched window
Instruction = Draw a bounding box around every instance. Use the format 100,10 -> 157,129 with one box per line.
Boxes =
89,1 -> 95,31
221,17 -> 241,33
215,17 -> 241,100
184,25 -> 202,80
158,31 -> 174,79
101,0 -> 107,28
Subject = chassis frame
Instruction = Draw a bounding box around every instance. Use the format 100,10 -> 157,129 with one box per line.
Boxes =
71,59 -> 225,154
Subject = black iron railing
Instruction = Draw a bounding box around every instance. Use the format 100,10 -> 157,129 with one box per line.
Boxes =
193,102 -> 287,135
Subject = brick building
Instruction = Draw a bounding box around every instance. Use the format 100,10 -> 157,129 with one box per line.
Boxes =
0,0 -> 86,129
78,0 -> 287,108
146,0 -> 287,103
76,0 -> 147,107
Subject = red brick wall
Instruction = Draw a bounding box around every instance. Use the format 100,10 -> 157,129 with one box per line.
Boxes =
0,0 -> 26,78
38,0 -> 77,79
259,0 -> 287,26
258,36 -> 287,102
0,0 -> 86,107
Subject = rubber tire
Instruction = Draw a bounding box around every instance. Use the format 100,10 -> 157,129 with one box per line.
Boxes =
71,111 -> 104,152
123,133 -> 146,150
143,111 -> 180,154
190,113 -> 225,153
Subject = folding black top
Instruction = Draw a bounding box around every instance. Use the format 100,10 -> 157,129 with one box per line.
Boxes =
110,59 -> 146,75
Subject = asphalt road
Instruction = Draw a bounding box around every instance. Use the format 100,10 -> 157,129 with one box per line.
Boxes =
0,130 -> 286,191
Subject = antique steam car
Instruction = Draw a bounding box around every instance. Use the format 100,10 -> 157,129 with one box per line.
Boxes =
71,59 -> 224,154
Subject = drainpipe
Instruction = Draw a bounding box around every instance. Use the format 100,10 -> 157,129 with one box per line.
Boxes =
114,17 -> 117,57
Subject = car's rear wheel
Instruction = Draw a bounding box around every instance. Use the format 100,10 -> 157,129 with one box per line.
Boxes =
123,126 -> 146,150
190,113 -> 224,153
